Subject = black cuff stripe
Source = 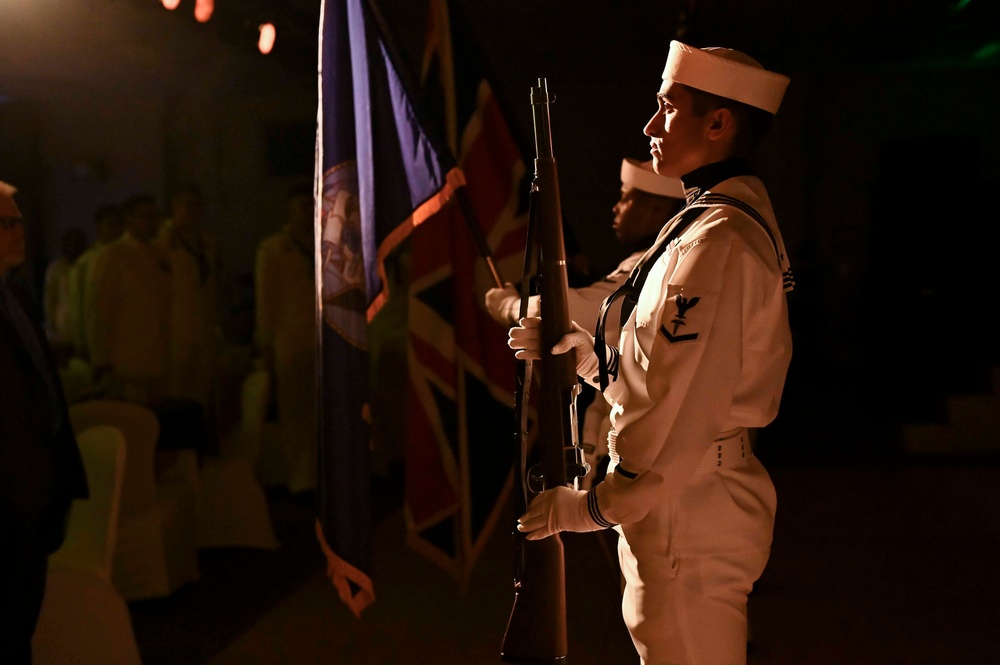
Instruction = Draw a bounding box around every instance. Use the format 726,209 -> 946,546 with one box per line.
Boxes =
614,463 -> 638,479
783,269 -> 796,292
607,346 -> 620,381
587,487 -> 616,528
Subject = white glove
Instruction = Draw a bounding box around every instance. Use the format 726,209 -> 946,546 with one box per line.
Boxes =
507,316 -> 542,360
508,317 -> 600,381
484,282 -> 521,326
517,485 -> 610,540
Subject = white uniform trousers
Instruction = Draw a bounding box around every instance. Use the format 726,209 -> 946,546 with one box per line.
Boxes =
615,429 -> 775,665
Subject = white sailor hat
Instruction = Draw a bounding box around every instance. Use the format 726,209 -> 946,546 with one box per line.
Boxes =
0,181 -> 22,219
662,40 -> 790,114
620,158 -> 685,199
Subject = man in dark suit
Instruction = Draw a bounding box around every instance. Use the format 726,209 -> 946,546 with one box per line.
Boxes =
1,180 -> 89,664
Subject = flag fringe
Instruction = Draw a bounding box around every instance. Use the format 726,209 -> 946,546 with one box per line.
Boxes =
366,167 -> 467,322
315,519 -> 376,618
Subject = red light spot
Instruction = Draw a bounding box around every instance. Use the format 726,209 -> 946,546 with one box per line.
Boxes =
194,0 -> 214,23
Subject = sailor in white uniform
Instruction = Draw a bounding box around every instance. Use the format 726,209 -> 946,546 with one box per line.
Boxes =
87,194 -> 172,407
485,158 -> 684,488
510,41 -> 794,665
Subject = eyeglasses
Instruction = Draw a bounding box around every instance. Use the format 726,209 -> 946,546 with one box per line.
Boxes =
0,217 -> 24,230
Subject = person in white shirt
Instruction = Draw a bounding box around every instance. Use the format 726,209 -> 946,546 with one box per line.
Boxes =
509,41 -> 795,665
87,194 -> 171,407
42,226 -> 87,356
67,204 -> 124,360
254,183 -> 317,494
156,183 -> 219,412
485,158 -> 685,488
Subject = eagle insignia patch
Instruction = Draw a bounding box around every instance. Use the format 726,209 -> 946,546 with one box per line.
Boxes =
660,293 -> 700,343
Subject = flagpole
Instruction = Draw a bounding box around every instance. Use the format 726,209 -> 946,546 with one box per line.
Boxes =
457,188 -> 504,287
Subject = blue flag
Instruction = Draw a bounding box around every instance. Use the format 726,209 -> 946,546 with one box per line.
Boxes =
315,0 -> 464,618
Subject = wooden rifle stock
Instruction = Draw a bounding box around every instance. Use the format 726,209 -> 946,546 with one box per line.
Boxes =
501,78 -> 584,665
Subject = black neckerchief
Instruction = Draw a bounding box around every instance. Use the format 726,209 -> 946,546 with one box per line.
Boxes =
593,159 -> 756,392
682,158 -> 755,207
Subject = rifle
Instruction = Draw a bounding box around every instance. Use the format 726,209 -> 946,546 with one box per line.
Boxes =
500,77 -> 587,664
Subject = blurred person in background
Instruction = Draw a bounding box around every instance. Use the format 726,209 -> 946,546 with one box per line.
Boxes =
156,182 -> 220,413
86,193 -> 171,407
67,204 -> 124,361
42,225 -> 87,360
254,182 -> 317,494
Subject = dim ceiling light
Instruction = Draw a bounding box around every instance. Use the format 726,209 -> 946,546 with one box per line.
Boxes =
161,0 -> 180,9
259,23 -> 276,55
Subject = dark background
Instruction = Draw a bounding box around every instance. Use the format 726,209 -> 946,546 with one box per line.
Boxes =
2,0 -> 999,468
3,2 -> 1000,663
388,0 -> 1000,464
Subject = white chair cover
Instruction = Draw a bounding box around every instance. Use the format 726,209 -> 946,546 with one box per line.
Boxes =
69,400 -> 159,515
196,371 -> 280,550
48,425 -> 126,582
32,567 -> 143,665
69,400 -> 200,600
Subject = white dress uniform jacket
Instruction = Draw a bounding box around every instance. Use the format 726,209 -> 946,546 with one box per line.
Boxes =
580,169 -> 793,664
590,173 -> 792,553
568,252 -> 644,487
569,253 -> 643,337
518,252 -> 646,488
